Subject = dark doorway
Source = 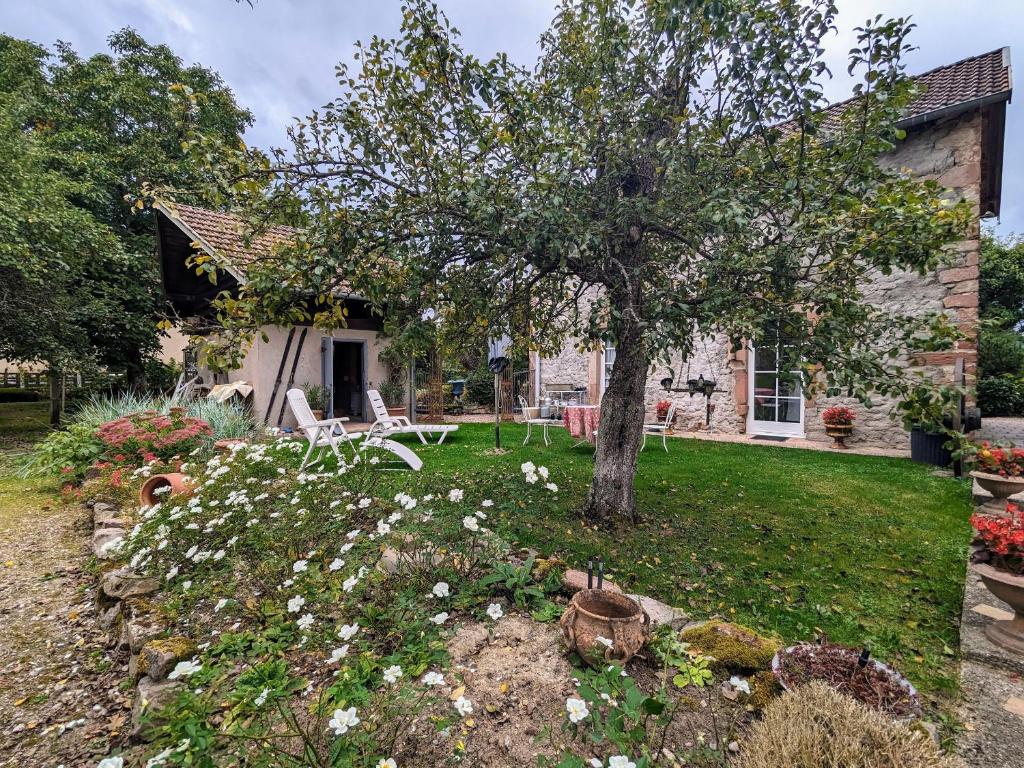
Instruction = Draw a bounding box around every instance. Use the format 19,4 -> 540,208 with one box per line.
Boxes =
333,341 -> 365,419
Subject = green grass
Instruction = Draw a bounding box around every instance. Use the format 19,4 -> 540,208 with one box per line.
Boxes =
0,401 -> 51,449
376,421 -> 972,704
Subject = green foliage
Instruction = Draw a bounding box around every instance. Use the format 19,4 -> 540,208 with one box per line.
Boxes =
21,421 -> 104,479
0,30 -> 251,382
0,387 -> 41,403
980,233 -> 1024,329
979,327 -> 1024,378
977,375 -> 1024,417
477,557 -> 547,609
301,382 -> 327,413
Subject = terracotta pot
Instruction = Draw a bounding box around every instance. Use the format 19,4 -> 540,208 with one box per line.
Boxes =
973,563 -> 1024,655
386,406 -> 407,418
560,589 -> 650,668
311,409 -> 324,421
140,473 -> 194,508
824,423 -> 853,449
970,471 -> 1024,501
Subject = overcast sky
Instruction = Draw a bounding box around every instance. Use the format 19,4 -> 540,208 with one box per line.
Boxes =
2,0 -> 1020,234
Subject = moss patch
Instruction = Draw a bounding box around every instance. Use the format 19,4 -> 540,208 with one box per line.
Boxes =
681,621 -> 781,675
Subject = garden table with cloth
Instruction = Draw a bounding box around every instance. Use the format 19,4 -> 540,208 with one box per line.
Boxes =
563,404 -> 600,445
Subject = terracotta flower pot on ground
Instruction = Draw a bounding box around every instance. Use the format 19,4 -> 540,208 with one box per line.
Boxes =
386,406 -> 407,418
140,473 -> 194,508
970,471 -> 1024,501
973,563 -> 1024,655
560,589 -> 650,668
824,423 -> 853,449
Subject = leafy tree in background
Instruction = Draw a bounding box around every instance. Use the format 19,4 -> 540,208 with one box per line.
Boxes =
176,0 -> 969,522
978,233 -> 1024,414
0,30 -> 251,420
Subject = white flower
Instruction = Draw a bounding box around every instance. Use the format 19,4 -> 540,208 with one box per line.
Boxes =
338,622 -> 359,641
329,558 -> 345,571
595,635 -> 614,649
432,581 -> 450,598
165,565 -> 179,581
590,760 -> 603,768
537,466 -> 549,480
448,488 -> 464,502
475,510 -> 487,520
343,575 -> 359,592
328,706 -> 359,736
729,675 -> 751,695
608,758 -> 636,768
486,603 -> 504,621
287,596 -> 306,613
296,613 -> 315,631
545,482 -> 559,492
382,664 -> 403,684
422,671 -> 445,686
520,461 -> 535,474
462,516 -> 480,532
481,499 -> 493,507
212,549 -> 226,561
97,758 -> 124,768
430,612 -> 449,625
376,520 -> 391,536
358,497 -> 372,508
181,580 -> 192,591
376,760 -> 397,768
254,687 -> 270,707
293,559 -> 309,573
566,697 -> 589,723
453,695 -> 473,716
168,658 -> 202,680
524,472 -> 538,484
214,599 -> 229,613
329,645 -> 350,663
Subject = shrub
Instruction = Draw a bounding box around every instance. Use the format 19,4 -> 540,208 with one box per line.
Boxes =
977,375 -> 1024,417
0,386 -> 42,402
679,620 -> 780,675
21,422 -> 105,479
979,328 -> 1024,378
739,682 -> 961,768
97,409 -> 212,462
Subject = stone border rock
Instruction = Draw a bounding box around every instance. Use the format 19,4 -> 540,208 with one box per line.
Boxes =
86,501 -> 189,741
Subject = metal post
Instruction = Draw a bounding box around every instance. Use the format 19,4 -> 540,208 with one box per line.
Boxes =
494,372 -> 501,449
408,357 -> 417,425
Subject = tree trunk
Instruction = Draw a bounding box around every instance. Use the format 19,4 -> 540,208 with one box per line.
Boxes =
47,369 -> 63,427
583,316 -> 649,524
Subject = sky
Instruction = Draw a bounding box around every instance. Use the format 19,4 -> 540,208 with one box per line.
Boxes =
2,0 -> 1020,235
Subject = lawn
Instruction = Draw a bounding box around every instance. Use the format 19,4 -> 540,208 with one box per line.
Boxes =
373,421 -> 973,703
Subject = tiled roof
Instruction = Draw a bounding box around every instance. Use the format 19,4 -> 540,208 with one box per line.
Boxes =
157,201 -> 298,278
815,47 -> 1011,131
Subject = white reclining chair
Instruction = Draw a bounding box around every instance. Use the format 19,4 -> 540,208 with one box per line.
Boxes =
642,402 -> 677,452
287,388 -> 421,471
366,389 -> 458,444
519,395 -> 551,446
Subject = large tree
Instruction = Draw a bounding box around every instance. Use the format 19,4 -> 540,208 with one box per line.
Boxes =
176,0 -> 969,521
0,30 -> 252,405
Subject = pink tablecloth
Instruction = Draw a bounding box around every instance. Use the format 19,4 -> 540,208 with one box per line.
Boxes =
563,405 -> 600,444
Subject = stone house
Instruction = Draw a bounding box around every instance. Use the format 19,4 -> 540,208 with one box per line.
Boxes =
530,48 -> 1013,450
156,202 -> 389,427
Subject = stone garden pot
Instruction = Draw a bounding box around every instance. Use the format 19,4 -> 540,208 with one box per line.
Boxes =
970,471 -> 1024,501
973,563 -> 1024,655
560,589 -> 650,668
824,423 -> 853,449
140,473 -> 194,508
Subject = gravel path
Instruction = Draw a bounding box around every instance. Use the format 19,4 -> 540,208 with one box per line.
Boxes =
0,453 -> 128,767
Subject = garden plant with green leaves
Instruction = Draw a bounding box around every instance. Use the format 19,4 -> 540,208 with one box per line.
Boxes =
166,0 -> 969,523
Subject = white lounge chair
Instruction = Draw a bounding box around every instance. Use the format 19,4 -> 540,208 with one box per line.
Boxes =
366,389 -> 458,444
286,388 -> 421,471
519,395 -> 551,446
642,402 -> 677,452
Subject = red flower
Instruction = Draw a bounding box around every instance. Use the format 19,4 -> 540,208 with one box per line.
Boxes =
822,406 -> 855,426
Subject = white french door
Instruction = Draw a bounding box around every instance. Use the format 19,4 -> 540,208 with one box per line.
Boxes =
747,338 -> 804,437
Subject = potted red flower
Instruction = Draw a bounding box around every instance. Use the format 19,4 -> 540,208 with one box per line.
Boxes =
971,503 -> 1024,654
822,406 -> 854,449
970,442 -> 1024,500
655,400 -> 675,432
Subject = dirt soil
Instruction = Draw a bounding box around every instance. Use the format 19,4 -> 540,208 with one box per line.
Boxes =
0,455 -> 128,768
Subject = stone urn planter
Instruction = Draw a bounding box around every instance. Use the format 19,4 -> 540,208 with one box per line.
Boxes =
560,589 -> 650,668
973,563 -> 1024,655
970,471 -> 1024,501
824,423 -> 853,449
140,473 -> 194,508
